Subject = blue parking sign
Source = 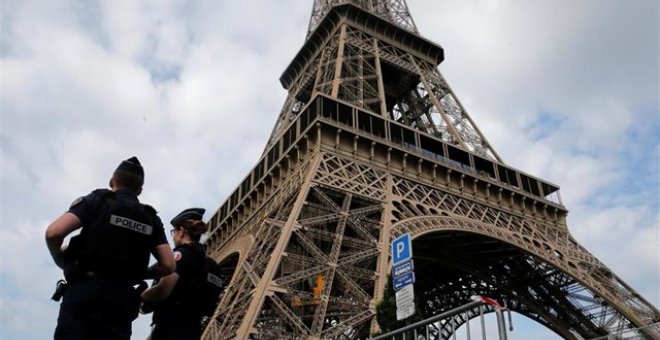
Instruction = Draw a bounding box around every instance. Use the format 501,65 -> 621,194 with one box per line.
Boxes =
392,234 -> 412,265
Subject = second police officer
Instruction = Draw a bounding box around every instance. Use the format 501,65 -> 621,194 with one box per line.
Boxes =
142,207 -> 223,340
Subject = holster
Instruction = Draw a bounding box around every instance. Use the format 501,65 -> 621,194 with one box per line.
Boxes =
51,279 -> 68,302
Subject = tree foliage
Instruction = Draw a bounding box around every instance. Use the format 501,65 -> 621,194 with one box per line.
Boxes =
373,274 -> 424,336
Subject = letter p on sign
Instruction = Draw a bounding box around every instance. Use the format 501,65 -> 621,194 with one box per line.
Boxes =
397,242 -> 405,258
391,234 -> 412,266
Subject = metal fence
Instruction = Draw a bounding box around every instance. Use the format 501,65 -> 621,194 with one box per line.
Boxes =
371,296 -> 508,340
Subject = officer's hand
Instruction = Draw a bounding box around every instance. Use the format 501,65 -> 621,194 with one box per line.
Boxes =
140,302 -> 154,314
53,245 -> 71,269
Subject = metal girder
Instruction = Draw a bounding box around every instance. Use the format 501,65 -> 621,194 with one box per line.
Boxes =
201,0 -> 659,338
307,0 -> 417,38
203,146 -> 659,339
269,6 -> 501,162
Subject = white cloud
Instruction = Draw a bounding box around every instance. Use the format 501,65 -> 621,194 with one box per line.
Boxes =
0,219 -> 61,338
410,0 -> 659,312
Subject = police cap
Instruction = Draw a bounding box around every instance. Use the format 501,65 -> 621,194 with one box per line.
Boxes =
116,156 -> 144,179
170,208 -> 205,227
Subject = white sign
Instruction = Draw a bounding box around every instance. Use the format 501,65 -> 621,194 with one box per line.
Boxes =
395,284 -> 415,320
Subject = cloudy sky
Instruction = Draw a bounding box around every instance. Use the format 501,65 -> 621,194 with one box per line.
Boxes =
1,0 -> 657,339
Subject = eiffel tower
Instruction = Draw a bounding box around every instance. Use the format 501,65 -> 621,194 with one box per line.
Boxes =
200,1 -> 660,339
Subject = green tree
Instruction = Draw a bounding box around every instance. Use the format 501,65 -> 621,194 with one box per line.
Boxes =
373,274 -> 423,336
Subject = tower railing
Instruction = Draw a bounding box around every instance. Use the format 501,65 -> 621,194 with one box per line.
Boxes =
206,93 -> 566,250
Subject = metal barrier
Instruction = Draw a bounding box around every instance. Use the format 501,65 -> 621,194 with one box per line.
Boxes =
371,296 -> 509,340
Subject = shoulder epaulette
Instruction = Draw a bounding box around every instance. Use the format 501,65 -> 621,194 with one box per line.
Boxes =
141,204 -> 157,215
91,188 -> 114,197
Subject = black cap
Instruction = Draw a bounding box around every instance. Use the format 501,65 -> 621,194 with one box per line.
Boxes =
116,156 -> 144,179
170,208 -> 205,227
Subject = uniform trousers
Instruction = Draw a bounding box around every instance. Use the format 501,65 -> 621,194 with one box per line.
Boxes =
54,278 -> 139,340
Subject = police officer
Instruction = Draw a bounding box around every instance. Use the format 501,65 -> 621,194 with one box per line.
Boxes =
141,207 -> 210,340
45,156 -> 176,340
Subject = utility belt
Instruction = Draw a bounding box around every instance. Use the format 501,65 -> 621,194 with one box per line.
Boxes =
51,272 -> 148,322
52,273 -> 147,300
64,256 -> 142,285
55,247 -> 145,302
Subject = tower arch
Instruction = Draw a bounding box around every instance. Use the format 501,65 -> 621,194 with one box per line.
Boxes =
389,215 -> 655,339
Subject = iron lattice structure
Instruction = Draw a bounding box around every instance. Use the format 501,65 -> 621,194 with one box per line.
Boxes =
201,1 -> 660,339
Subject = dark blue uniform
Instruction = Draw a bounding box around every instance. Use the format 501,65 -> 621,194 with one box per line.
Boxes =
151,243 -> 206,340
54,189 -> 168,340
